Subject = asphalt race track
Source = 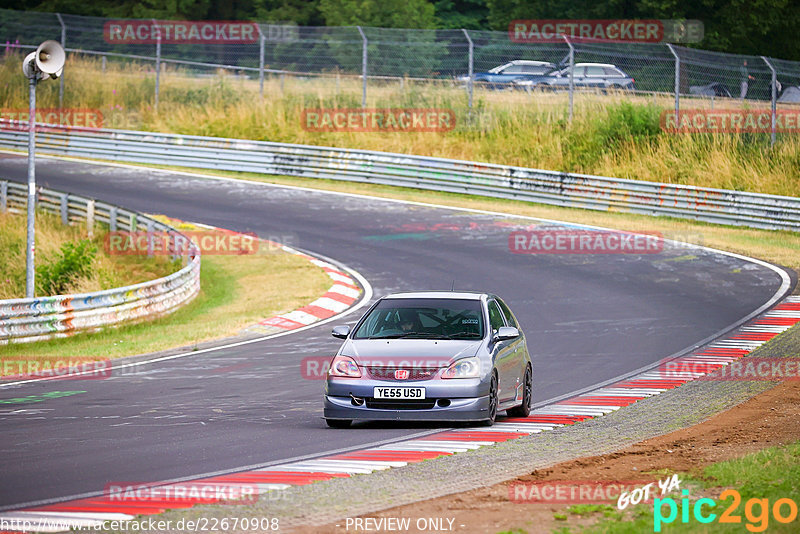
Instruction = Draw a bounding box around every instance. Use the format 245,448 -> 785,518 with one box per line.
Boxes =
0,153 -> 792,509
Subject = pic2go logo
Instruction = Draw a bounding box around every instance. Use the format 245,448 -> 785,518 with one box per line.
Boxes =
654,489 -> 798,532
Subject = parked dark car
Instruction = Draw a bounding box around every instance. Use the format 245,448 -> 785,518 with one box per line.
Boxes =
514,63 -> 635,91
689,82 -> 732,98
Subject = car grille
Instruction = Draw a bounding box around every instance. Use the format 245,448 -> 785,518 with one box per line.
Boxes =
364,398 -> 437,410
366,366 -> 439,381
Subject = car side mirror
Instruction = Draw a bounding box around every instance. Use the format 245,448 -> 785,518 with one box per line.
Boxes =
494,326 -> 520,342
331,325 -> 351,339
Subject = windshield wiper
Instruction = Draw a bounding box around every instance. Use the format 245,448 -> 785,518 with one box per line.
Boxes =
450,331 -> 482,338
372,331 -> 452,339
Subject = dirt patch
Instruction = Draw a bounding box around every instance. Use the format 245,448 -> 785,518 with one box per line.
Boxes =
304,379 -> 800,534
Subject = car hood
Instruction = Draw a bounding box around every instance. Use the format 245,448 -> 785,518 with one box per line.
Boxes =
340,339 -> 482,367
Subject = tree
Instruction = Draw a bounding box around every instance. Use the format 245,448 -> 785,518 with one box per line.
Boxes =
318,0 -> 436,28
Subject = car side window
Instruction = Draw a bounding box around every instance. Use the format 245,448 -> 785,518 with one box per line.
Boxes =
585,66 -> 606,76
496,299 -> 518,328
487,300 -> 506,333
604,67 -> 622,76
503,65 -> 524,74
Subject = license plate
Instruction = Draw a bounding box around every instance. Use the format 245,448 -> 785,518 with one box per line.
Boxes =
373,387 -> 426,400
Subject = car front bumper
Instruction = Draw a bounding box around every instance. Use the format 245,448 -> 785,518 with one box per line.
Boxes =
323,376 -> 491,422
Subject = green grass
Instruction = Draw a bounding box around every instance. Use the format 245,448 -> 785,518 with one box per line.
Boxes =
0,210 -> 177,299
2,54 -> 799,197
554,441 -> 800,533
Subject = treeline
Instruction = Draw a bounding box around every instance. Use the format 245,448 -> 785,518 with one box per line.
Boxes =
3,0 -> 799,60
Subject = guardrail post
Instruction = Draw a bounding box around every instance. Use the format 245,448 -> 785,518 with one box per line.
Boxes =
667,44 -> 680,127
146,219 -> 154,257
86,199 -> 95,238
761,56 -> 777,147
102,55 -> 107,73
462,29 -> 474,111
109,205 -> 118,231
153,19 -> 161,110
562,34 -> 574,122
357,26 -> 367,108
130,212 -> 138,231
0,181 -> 6,213
258,26 -> 265,98
60,193 -> 68,225
56,13 -> 66,108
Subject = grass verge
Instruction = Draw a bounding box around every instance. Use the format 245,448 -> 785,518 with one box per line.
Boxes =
0,234 -> 332,367
2,54 -> 799,196
0,210 -> 177,299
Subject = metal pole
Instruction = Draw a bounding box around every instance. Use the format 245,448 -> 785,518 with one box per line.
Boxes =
25,72 -> 36,298
258,26 -> 265,98
153,19 -> 161,109
56,13 -> 65,108
462,29 -> 473,111
562,34 -> 574,122
357,26 -> 367,108
667,44 -> 680,127
762,56 -> 777,146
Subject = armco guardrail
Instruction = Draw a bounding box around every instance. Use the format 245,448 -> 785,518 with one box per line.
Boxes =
0,122 -> 799,231
0,179 -> 200,344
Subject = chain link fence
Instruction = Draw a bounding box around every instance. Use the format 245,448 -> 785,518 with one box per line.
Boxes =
2,8 -> 800,142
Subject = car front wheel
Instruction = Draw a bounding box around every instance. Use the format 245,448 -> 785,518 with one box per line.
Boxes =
507,365 -> 532,417
481,374 -> 498,426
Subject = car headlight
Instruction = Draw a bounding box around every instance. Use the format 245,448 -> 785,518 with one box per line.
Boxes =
441,357 -> 480,379
329,355 -> 361,378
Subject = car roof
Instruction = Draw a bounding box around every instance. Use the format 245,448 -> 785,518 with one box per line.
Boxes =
574,62 -> 618,68
382,291 -> 485,301
509,60 -> 555,65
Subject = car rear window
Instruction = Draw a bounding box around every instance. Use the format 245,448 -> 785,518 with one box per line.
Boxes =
354,298 -> 484,340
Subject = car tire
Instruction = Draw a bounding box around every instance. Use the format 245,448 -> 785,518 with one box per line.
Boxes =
480,374 -> 499,426
507,365 -> 532,417
325,419 -> 352,428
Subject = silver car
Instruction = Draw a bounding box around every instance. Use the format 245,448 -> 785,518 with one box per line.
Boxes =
323,291 -> 532,427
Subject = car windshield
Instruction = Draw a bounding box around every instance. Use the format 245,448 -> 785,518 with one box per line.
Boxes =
354,298 -> 484,340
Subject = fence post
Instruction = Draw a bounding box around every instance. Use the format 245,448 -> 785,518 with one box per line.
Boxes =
109,206 -> 118,231
56,13 -> 66,108
562,34 -> 574,122
357,26 -> 367,108
153,19 -> 161,110
667,44 -> 680,127
0,181 -> 6,212
462,29 -> 473,111
258,25 -> 265,98
761,56 -> 777,147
